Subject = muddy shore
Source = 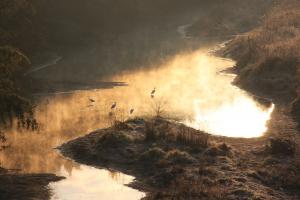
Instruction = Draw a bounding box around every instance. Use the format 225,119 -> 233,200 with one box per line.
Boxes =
0,167 -> 64,200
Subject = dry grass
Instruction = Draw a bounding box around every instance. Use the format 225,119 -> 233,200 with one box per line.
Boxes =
147,175 -> 226,200
226,0 -> 300,61
145,119 -> 209,148
257,162 -> 300,192
266,137 -> 296,155
165,149 -> 196,164
139,147 -> 166,163
223,0 -> 300,102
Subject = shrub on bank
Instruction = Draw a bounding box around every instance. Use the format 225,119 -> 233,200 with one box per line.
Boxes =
165,149 -> 196,164
266,137 -> 296,156
205,143 -> 232,157
145,119 -> 209,149
97,131 -> 132,148
223,0 -> 300,102
139,147 -> 166,163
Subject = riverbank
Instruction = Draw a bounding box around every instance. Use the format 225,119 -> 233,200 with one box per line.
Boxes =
220,0 -> 300,105
0,167 -> 64,200
59,117 -> 299,199
218,0 -> 300,179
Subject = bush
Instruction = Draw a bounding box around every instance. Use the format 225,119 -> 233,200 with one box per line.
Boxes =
176,125 -> 209,148
266,137 -> 296,156
205,143 -> 232,157
165,149 -> 196,164
97,131 -> 132,148
145,119 -> 209,149
139,147 -> 166,163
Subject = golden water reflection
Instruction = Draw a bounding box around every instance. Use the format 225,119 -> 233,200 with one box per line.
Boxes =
50,165 -> 145,200
0,47 -> 273,199
1,48 -> 274,172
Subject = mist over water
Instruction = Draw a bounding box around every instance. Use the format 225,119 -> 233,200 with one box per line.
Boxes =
0,45 -> 273,200
1,46 -> 273,172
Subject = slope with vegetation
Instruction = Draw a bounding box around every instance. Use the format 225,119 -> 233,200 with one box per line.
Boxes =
222,0 -> 300,103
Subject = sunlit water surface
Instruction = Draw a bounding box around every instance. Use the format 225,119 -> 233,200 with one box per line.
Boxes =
0,47 -> 274,199
50,165 -> 145,200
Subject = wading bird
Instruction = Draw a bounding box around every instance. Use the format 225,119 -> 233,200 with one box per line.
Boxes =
89,98 -> 95,103
130,108 -> 134,114
111,102 -> 117,109
151,88 -> 156,98
151,88 -> 156,95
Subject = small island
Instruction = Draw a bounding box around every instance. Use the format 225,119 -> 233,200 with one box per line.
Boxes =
60,117 -> 298,199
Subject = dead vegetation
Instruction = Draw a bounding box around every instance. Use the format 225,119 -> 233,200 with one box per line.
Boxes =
59,118 -> 239,199
147,175 -> 226,200
59,117 -> 300,199
218,2 -> 300,195
222,0 -> 300,103
266,137 -> 296,156
144,118 -> 209,148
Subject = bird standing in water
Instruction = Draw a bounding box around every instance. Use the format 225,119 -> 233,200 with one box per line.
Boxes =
111,102 -> 117,109
88,98 -> 95,107
151,88 -> 156,98
130,108 -> 134,115
89,98 -> 95,103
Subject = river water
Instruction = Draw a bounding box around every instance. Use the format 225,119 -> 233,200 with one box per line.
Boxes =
0,25 -> 274,199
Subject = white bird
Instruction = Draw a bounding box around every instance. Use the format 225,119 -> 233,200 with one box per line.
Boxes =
111,102 -> 117,109
130,108 -> 134,114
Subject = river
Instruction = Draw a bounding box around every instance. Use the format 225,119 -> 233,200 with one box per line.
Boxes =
0,24 -> 274,199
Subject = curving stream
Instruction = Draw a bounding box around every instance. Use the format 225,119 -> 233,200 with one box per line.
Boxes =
0,25 -> 274,199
